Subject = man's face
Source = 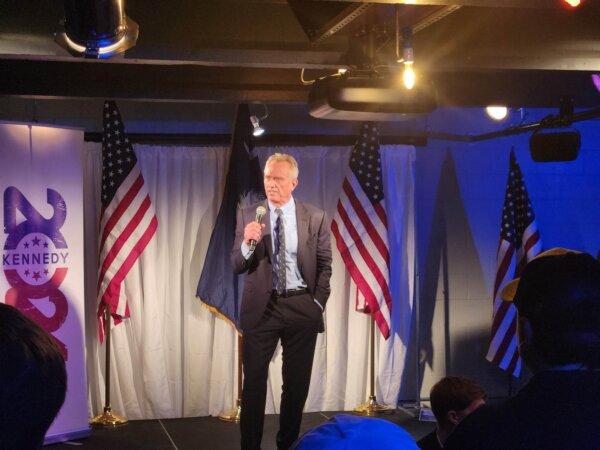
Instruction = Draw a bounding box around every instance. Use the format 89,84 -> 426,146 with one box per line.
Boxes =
264,160 -> 298,206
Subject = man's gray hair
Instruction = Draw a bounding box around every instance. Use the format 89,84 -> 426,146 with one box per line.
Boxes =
265,153 -> 299,179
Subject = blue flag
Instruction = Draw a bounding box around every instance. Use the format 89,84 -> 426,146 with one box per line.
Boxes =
196,104 -> 265,328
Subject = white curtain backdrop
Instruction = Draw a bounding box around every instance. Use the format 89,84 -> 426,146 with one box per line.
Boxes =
83,143 -> 415,419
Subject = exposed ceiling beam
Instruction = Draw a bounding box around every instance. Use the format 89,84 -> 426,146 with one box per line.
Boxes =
411,6 -> 600,72
83,132 -> 427,146
410,5 -> 462,35
1,56 -> 598,107
321,0 -> 572,8
288,1 -> 374,44
0,56 -> 310,103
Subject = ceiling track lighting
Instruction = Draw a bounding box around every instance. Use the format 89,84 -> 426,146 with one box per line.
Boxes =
250,104 -> 269,137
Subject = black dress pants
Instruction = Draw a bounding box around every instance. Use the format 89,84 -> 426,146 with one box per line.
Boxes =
240,292 -> 322,450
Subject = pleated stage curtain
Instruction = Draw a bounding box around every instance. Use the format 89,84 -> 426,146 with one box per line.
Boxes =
83,143 -> 415,419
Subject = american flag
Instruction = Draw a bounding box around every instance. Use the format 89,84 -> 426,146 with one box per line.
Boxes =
331,123 -> 392,339
486,150 -> 541,376
96,101 -> 158,342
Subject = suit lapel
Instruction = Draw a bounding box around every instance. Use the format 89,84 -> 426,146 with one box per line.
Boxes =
295,200 -> 309,274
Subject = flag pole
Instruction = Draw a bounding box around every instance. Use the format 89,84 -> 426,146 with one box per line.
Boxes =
354,314 -> 391,416
219,332 -> 243,423
90,308 -> 128,427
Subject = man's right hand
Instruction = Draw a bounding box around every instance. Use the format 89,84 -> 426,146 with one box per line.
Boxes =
244,221 -> 265,246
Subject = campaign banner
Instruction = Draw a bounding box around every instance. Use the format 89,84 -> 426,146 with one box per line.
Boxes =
0,123 -> 90,443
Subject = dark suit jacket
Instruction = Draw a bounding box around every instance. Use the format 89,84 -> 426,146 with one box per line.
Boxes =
417,430 -> 442,450
231,199 -> 332,332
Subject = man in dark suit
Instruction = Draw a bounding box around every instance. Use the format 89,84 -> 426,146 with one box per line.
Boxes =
231,153 -> 332,450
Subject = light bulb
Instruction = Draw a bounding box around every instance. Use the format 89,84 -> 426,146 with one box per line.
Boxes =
485,106 -> 509,121
403,63 -> 415,90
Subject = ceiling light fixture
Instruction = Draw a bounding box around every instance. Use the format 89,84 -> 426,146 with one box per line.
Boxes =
250,104 -> 269,137
395,6 -> 416,90
402,28 -> 415,90
250,116 -> 265,137
563,0 -> 582,7
485,105 -> 509,121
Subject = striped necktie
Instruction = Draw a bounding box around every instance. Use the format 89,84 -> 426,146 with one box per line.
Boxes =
274,208 -> 286,294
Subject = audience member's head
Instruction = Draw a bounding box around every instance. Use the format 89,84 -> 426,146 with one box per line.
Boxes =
502,248 -> 600,371
0,303 -> 67,449
291,414 -> 419,450
429,376 -> 486,444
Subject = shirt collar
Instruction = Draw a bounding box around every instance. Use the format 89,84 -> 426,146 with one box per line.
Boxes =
268,197 -> 295,215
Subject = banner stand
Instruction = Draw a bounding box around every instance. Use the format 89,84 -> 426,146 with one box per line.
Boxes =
0,123 -> 91,444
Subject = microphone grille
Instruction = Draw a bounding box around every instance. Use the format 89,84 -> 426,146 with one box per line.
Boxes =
256,205 -> 267,218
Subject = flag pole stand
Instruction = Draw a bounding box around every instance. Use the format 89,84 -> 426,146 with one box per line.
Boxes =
90,309 -> 128,427
219,332 -> 243,423
353,315 -> 391,416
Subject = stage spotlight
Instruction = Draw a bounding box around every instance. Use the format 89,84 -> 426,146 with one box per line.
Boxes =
563,0 -> 581,7
250,116 -> 265,137
530,128 -> 580,162
55,0 -> 138,58
250,103 -> 269,137
485,106 -> 509,121
529,97 -> 580,162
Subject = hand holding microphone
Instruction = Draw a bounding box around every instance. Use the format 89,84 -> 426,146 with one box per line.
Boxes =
244,206 -> 267,252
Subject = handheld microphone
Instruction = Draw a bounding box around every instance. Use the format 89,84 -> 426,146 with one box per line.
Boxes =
249,205 -> 267,252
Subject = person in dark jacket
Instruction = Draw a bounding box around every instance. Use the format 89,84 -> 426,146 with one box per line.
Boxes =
417,376 -> 486,449
0,303 -> 66,450
445,248 -> 600,450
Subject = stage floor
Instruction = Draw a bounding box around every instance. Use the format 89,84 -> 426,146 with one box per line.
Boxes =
47,409 -> 434,449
